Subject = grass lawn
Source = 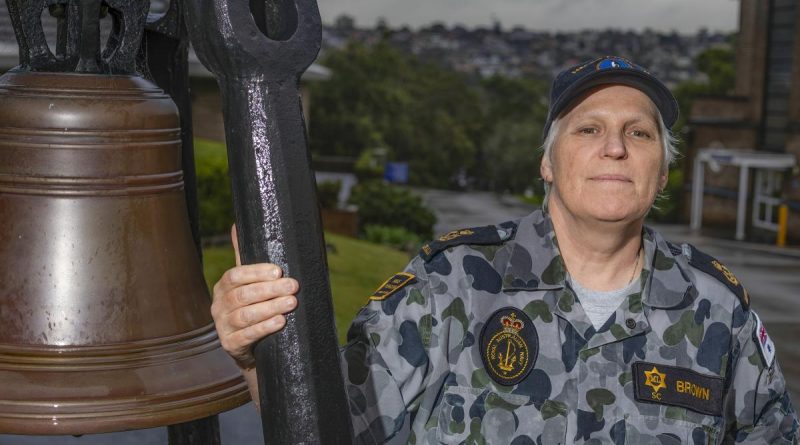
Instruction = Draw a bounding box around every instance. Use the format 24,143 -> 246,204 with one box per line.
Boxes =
202,232 -> 412,344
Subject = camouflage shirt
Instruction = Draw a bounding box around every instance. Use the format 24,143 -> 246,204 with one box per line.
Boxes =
340,209 -> 798,444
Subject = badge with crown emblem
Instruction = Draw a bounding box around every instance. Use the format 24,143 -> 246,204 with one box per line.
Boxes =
479,307 -> 538,386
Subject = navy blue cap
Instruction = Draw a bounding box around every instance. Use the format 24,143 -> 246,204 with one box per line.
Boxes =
543,56 -> 679,137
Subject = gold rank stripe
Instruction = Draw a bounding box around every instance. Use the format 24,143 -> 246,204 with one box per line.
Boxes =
369,272 -> 416,301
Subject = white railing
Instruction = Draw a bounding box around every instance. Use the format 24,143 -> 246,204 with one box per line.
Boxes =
690,148 -> 796,240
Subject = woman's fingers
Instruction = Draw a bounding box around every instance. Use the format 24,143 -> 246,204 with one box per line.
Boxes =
210,259 -> 299,367
223,278 -> 297,307
224,295 -> 297,330
221,315 -> 287,366
213,263 -> 285,296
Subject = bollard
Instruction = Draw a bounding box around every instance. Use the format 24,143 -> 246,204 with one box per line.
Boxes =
777,204 -> 789,247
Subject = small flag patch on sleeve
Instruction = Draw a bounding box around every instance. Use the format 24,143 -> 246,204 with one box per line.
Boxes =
753,311 -> 776,368
369,272 -> 416,301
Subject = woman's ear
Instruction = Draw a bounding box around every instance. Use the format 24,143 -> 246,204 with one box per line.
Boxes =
658,171 -> 668,192
540,156 -> 553,183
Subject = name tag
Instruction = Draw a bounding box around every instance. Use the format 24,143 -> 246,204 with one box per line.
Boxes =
632,361 -> 724,416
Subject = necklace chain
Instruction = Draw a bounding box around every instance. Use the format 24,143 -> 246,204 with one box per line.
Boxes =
628,244 -> 642,284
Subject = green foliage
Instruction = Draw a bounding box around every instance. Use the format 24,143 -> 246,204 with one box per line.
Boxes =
201,232 -> 411,344
309,42 -> 484,189
479,75 -> 548,127
317,180 -> 342,209
517,193 -> 544,207
201,243 -> 237,291
695,47 -> 736,95
348,180 -> 436,240
309,42 -> 551,192
476,76 -> 549,193
672,45 -> 736,132
354,148 -> 386,181
483,120 -> 545,193
194,138 -> 234,237
363,224 -> 422,252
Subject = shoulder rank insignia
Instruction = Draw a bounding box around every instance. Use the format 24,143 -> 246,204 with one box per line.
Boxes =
419,224 -> 515,262
687,245 -> 750,310
369,272 -> 415,301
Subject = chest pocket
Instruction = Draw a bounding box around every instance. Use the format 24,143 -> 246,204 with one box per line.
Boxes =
623,413 -> 722,445
435,384 -> 567,445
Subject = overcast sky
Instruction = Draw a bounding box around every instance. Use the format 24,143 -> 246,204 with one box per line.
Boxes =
318,0 -> 740,33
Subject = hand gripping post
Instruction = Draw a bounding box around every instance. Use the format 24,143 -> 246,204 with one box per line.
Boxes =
184,0 -> 354,443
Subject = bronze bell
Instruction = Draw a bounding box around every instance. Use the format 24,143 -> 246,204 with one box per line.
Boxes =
0,70 -> 248,434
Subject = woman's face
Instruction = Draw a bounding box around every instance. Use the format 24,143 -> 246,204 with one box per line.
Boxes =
541,84 -> 668,224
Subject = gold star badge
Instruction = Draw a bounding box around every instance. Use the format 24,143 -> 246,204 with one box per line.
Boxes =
644,366 -> 667,394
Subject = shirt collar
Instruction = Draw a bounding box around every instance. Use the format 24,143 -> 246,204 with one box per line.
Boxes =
501,209 -> 565,292
500,209 -> 693,310
640,226 -> 694,309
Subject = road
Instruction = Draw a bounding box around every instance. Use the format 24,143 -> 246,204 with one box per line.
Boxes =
2,190 -> 797,443
417,189 -> 536,237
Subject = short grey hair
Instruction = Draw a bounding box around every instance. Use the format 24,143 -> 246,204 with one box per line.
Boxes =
540,112 -> 679,207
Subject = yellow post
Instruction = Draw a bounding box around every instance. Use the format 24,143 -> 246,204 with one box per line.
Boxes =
777,204 -> 789,247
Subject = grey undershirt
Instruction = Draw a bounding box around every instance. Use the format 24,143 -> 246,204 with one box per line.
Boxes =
568,275 -> 642,330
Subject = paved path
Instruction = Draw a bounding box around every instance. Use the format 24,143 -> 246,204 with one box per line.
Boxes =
416,189 -> 536,236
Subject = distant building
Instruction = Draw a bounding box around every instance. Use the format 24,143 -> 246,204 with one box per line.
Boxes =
685,0 -> 800,241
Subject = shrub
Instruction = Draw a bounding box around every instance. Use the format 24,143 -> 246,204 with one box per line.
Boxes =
348,180 -> 436,240
317,180 -> 342,209
363,224 -> 422,252
194,138 -> 234,238
354,148 -> 386,182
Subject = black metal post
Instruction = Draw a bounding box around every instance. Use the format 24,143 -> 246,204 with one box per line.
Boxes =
140,2 -> 221,443
168,417 -> 222,445
140,0 -> 203,258
185,0 -> 354,443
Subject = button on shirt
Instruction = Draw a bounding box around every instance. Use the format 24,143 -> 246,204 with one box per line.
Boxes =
341,209 -> 799,444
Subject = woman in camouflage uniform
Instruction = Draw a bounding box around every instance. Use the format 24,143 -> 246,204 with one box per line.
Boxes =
211,56 -> 798,444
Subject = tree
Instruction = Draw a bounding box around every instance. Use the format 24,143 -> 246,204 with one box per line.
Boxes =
308,43 -> 552,192
476,75 -> 549,193
482,121 -> 543,193
672,45 -> 736,131
695,46 -> 736,95
309,42 -> 483,189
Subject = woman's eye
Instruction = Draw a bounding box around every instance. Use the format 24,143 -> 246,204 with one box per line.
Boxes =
630,129 -> 653,139
578,127 -> 598,134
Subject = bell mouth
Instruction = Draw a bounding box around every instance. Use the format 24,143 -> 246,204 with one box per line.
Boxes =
0,324 -> 249,435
